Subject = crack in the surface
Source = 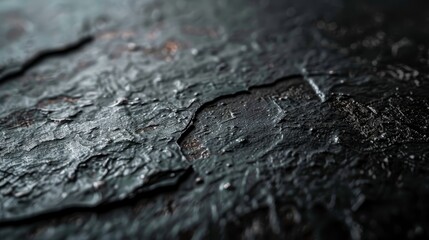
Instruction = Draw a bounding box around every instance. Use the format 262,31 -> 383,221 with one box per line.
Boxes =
0,35 -> 94,83
177,71 -> 343,155
0,167 -> 193,227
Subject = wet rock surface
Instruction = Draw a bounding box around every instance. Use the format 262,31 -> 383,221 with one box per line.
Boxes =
0,0 -> 429,239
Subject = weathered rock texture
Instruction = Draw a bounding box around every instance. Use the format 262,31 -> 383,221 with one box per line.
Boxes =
0,0 -> 429,239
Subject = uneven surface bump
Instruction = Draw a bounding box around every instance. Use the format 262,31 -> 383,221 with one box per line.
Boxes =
1,0 -> 429,239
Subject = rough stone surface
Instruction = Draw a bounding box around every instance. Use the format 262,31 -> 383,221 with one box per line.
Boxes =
0,0 -> 429,239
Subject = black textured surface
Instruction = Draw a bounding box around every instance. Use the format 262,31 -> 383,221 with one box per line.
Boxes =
1,0 -> 429,239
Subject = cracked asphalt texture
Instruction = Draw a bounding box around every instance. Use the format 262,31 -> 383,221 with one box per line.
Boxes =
1,0 -> 429,239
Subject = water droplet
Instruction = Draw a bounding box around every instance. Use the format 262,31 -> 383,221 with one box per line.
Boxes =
93,181 -> 105,190
127,42 -> 139,51
195,177 -> 204,184
221,182 -> 234,191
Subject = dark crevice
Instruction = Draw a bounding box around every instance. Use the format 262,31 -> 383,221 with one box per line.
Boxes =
0,35 -> 94,84
0,167 -> 194,227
